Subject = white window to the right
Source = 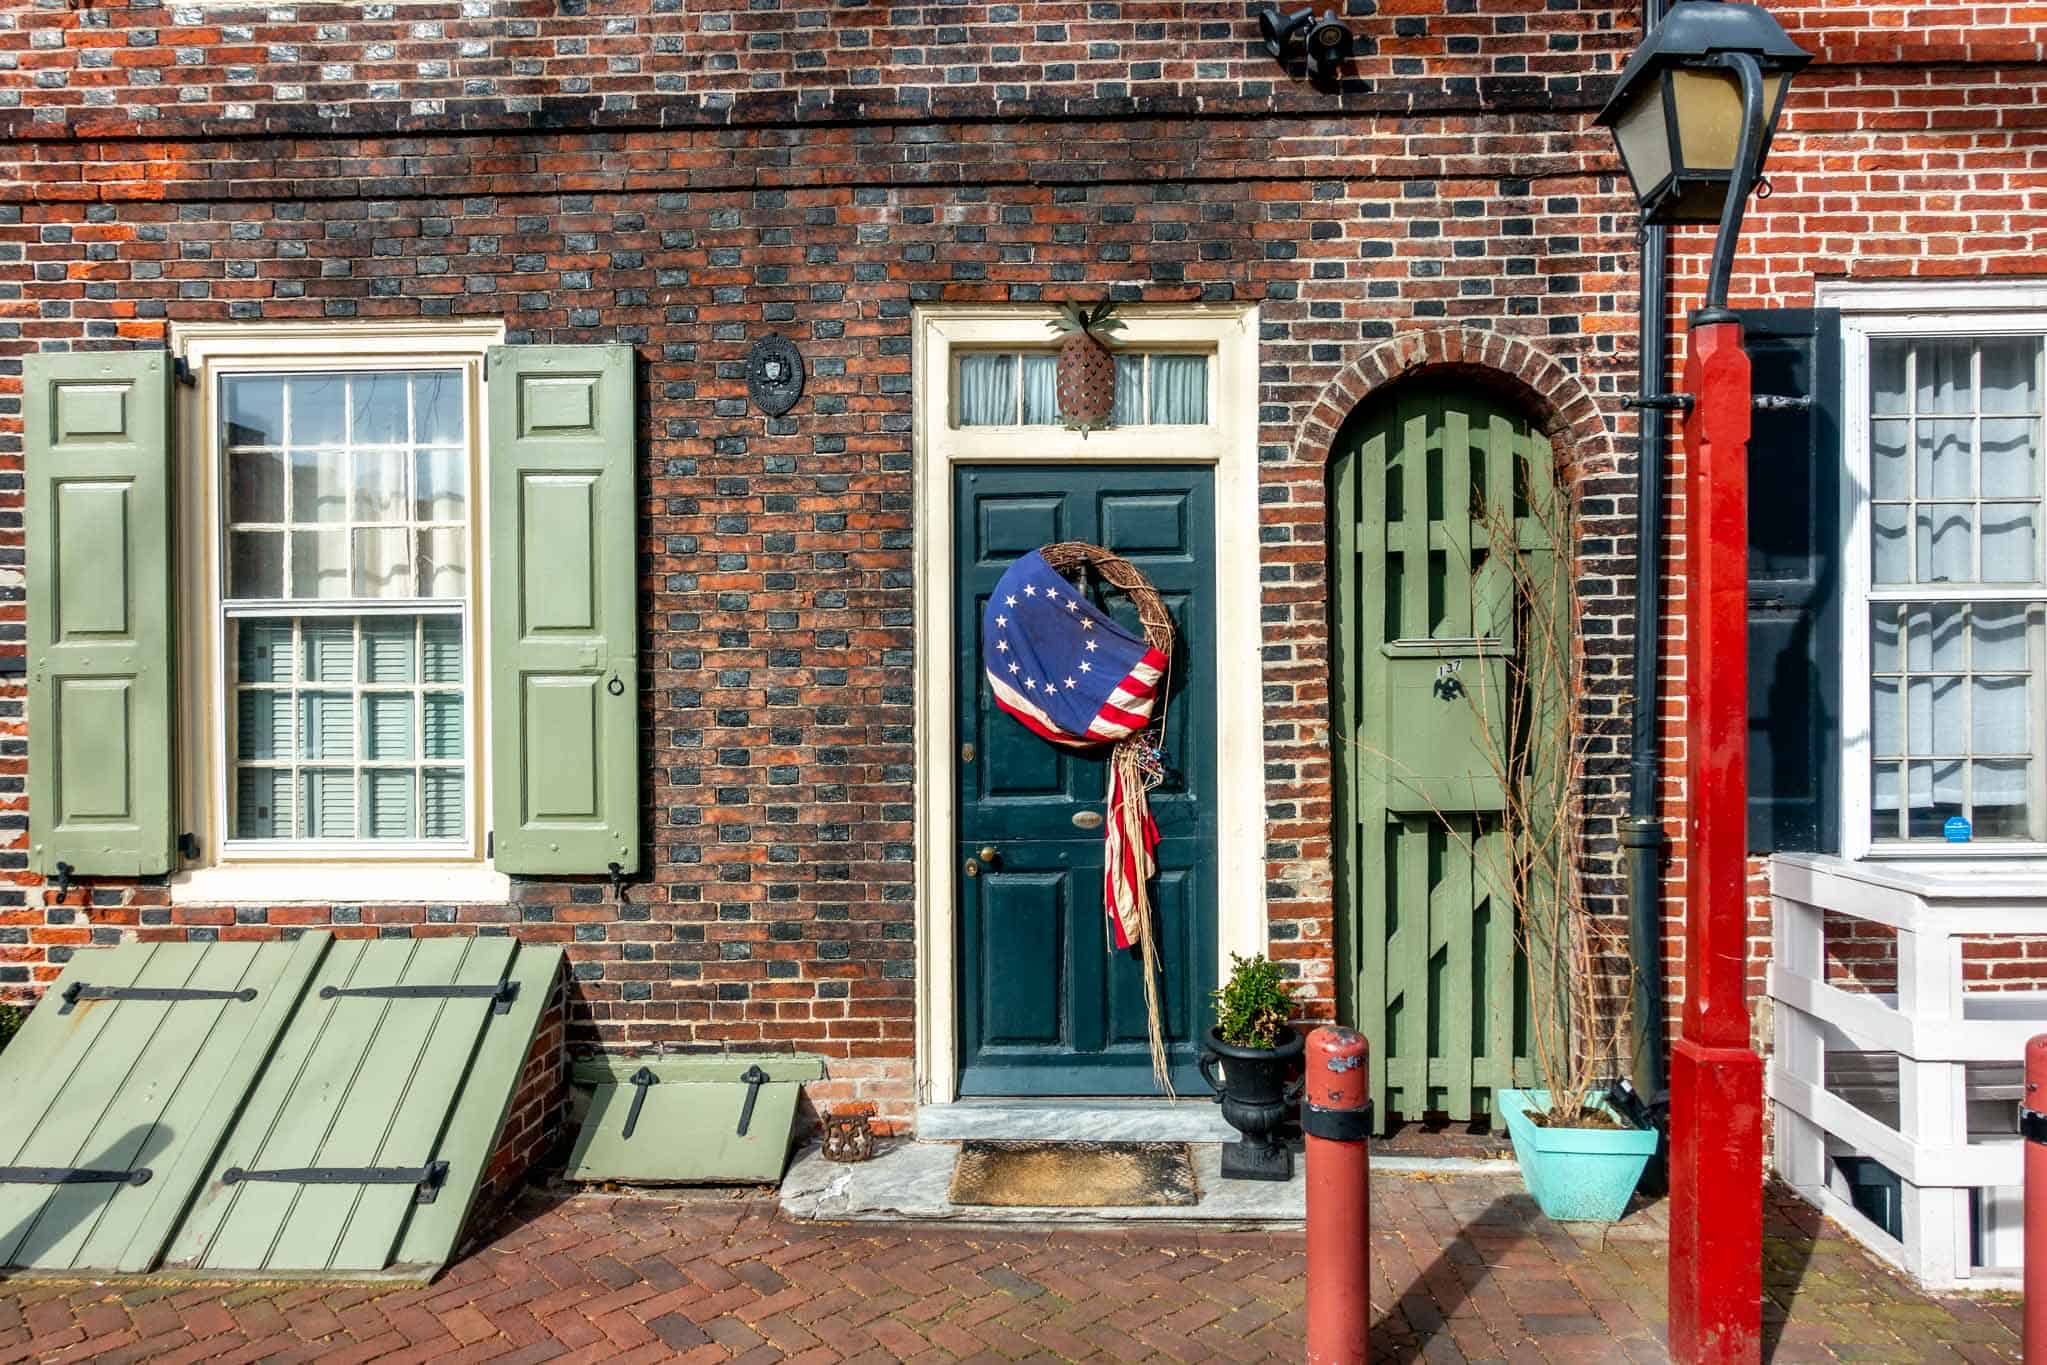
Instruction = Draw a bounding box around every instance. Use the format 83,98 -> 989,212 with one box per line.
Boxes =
1857,328 -> 2047,849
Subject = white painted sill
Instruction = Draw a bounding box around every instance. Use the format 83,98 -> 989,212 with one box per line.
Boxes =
171,862 -> 512,906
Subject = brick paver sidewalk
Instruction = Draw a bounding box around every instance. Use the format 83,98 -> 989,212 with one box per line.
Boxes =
0,1174 -> 2019,1363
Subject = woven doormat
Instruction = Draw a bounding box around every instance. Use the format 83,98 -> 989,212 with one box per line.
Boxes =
947,1140 -> 1198,1208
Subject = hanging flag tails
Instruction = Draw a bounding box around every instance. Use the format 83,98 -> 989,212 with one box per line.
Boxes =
980,550 -> 1167,750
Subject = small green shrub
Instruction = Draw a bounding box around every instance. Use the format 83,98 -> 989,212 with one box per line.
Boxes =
0,1004 -> 22,1054
1212,953 -> 1294,1049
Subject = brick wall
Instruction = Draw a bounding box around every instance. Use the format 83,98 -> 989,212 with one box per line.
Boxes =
474,961 -> 567,1221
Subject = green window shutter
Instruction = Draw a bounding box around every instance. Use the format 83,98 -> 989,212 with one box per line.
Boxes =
486,344 -> 640,874
1739,308 -> 1844,855
23,351 -> 176,876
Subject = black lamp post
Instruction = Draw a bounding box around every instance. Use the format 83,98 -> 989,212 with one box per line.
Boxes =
1594,4 -> 1809,1362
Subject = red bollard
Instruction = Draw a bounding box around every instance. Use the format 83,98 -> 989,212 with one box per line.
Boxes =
2024,1035 -> 2047,1364
1305,1025 -> 1371,1365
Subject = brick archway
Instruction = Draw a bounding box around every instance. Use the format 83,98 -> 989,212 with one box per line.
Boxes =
1291,327 -> 1619,475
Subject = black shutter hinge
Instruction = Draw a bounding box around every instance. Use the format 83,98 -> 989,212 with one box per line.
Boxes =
621,1066 -> 658,1141
319,979 -> 520,1014
60,981 -> 257,1014
173,356 -> 196,388
52,861 -> 73,901
178,832 -> 201,861
222,1160 -> 450,1205
486,830 -> 494,859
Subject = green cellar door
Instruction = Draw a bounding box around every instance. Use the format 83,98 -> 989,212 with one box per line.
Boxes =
1330,386 -> 1563,1132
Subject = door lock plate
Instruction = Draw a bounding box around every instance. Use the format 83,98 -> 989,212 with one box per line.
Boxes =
1071,810 -> 1104,830
964,858 -> 979,879
960,743 -> 975,763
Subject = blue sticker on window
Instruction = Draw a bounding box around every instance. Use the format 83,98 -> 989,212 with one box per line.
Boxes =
1944,816 -> 1972,843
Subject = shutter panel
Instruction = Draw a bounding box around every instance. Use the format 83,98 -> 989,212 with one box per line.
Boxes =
1739,309 -> 1843,855
486,345 -> 640,874
23,351 -> 176,876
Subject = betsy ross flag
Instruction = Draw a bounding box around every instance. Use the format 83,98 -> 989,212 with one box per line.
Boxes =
982,550 -> 1166,950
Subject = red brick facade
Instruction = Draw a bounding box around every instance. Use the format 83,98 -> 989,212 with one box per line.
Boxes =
3,1 -> 2044,1135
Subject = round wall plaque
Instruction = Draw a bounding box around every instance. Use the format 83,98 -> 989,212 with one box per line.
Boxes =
746,333 -> 806,417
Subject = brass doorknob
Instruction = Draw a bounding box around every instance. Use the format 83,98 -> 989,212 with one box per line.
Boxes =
978,846 -> 999,863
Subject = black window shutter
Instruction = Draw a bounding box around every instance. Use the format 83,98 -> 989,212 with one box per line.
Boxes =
1739,308 -> 1843,854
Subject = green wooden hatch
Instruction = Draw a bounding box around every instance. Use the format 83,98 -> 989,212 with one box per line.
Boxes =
0,932 -> 562,1281
564,1053 -> 826,1184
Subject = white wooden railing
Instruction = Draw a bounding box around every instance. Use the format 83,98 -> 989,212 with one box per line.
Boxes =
1768,853 -> 2047,1291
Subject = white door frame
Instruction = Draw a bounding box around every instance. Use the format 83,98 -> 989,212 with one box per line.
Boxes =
910,303 -> 1267,1105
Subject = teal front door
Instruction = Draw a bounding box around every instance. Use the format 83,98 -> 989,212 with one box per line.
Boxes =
954,465 -> 1219,1095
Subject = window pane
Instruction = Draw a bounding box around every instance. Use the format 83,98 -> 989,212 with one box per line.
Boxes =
423,692 -> 463,760
422,616 -> 463,683
301,768 -> 356,839
362,770 -> 415,840
236,769 -> 292,839
1113,355 -> 1143,426
1872,504 -> 1910,583
416,449 -> 466,522
362,618 -> 415,683
291,449 -> 349,525
1871,604 -> 1902,672
351,373 -> 409,446
1871,340 -> 1909,415
1917,419 -> 1972,499
229,450 -> 285,524
1981,417 -> 2038,499
352,527 -> 411,599
353,448 -> 407,522
1906,603 -> 1964,672
1020,354 -> 1060,426
1981,338 -> 2041,414
236,618 -> 292,684
303,621 -> 354,682
417,528 -> 467,599
223,376 -> 284,447
1973,603 -> 2030,669
287,376 -> 346,446
414,373 -> 463,443
300,692 -> 355,760
237,689 -> 291,762
1871,677 -> 1902,757
1916,504 -> 1973,583
229,531 -> 284,598
957,354 -> 1016,426
1917,340 -> 1973,414
1871,761 -> 1901,834
1150,355 -> 1209,424
1973,674 -> 2028,753
1870,419 -> 1910,500
292,529 -> 350,599
363,694 -> 414,761
1981,505 -> 2038,584
1973,760 -> 2033,838
422,769 -> 464,839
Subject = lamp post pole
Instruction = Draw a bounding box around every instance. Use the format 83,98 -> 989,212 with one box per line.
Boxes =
1668,49 -> 1768,1365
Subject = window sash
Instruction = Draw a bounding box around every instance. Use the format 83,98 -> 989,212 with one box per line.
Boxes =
207,360 -> 484,859
1844,313 -> 2047,856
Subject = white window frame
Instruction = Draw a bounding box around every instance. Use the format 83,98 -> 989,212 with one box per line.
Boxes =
910,303 -> 1265,1106
168,322 -> 510,905
1827,282 -> 2047,861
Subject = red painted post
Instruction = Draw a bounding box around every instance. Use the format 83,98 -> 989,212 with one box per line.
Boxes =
1667,317 -> 1766,1365
2024,1034 -> 2047,1364
1304,1025 -> 1371,1365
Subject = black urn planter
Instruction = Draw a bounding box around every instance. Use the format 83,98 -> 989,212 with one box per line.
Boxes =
1198,1026 -> 1305,1181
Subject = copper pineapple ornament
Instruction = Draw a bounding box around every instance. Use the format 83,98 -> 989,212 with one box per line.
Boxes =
1050,300 -> 1126,435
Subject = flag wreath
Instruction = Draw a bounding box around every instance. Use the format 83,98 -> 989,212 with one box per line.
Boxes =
980,542 -> 1177,1091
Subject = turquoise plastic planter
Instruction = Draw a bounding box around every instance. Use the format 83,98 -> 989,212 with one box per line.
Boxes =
1498,1088 -> 1657,1223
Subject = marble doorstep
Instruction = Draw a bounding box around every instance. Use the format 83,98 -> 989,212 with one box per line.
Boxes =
777,1140 -> 1518,1227
915,1099 -> 1237,1143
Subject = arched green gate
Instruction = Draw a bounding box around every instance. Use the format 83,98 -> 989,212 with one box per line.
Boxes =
1329,384 -> 1566,1132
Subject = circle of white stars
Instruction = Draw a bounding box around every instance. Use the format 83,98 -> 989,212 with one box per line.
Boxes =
993,576 -> 1113,698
